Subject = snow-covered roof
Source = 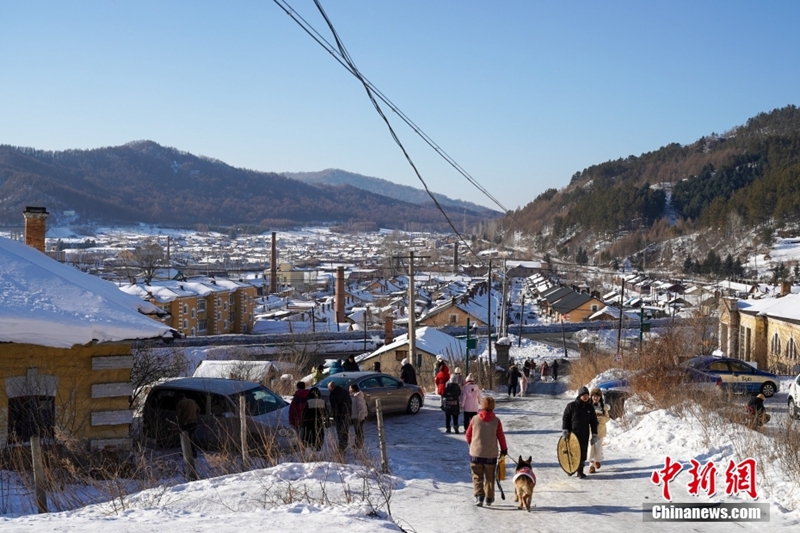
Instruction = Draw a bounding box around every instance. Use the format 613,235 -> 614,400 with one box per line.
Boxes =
738,293 -> 800,322
368,326 -> 466,360
0,237 -> 172,348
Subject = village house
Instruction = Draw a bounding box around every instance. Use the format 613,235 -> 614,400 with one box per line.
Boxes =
0,211 -> 173,452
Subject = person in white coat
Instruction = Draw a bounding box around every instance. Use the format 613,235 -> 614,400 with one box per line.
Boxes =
460,373 -> 482,430
350,384 -> 368,449
451,367 -> 466,388
588,387 -> 610,473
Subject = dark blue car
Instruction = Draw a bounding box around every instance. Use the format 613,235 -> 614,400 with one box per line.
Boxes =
681,356 -> 779,397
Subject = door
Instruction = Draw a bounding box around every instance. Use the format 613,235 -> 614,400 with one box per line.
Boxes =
357,376 -> 385,414
377,375 -> 406,412
728,360 -> 759,394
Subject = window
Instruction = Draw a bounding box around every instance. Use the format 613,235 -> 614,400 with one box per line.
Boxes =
229,312 -> 235,323
191,327 -> 195,336
771,333 -> 781,355
183,304 -> 188,315
449,314 -> 458,324
395,349 -> 408,362
360,377 -> 381,390
7,396 -> 55,443
739,326 -> 751,359
183,319 -> 188,330
379,376 -> 402,388
229,293 -> 235,305
708,361 -> 730,372
191,309 -> 196,319
224,302 -> 228,311
729,361 -> 754,374
198,319 -> 207,332
788,338 -> 798,360
197,300 -> 206,312
223,320 -> 228,329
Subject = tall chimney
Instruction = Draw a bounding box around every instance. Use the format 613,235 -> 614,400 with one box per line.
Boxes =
335,266 -> 346,324
453,244 -> 459,274
23,206 -> 49,253
270,231 -> 278,293
384,315 -> 394,345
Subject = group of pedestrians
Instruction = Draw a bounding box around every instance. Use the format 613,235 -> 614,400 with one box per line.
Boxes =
441,370 -> 482,433
561,385 -> 609,478
288,379 -> 368,453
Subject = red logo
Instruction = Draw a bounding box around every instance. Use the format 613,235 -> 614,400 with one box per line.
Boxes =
652,457 -> 759,501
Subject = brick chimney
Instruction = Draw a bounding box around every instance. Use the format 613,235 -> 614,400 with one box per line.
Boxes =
384,315 -> 394,345
781,280 -> 792,297
23,206 -> 49,253
269,231 -> 278,293
335,266 -> 346,324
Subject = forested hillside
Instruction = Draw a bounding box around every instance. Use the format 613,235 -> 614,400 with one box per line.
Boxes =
509,105 -> 800,260
0,141 -> 494,231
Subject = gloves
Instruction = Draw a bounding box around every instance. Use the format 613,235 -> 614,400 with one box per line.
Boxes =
591,435 -> 598,445
562,430 -> 570,439
500,449 -> 508,457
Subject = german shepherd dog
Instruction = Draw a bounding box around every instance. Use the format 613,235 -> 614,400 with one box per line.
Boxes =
512,456 -> 536,511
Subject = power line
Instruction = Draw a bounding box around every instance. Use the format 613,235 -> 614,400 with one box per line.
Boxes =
271,0 -> 521,257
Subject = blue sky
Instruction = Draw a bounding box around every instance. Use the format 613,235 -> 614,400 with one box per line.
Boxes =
2,1 -> 799,212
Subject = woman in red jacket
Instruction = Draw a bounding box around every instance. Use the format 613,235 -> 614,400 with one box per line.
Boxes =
465,396 -> 508,507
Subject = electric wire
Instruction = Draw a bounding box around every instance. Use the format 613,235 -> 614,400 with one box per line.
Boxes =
271,0 -> 521,260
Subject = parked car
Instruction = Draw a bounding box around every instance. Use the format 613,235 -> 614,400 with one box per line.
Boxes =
595,367 -> 722,419
787,373 -> 800,419
142,377 -> 295,449
681,356 -> 780,397
314,372 -> 424,415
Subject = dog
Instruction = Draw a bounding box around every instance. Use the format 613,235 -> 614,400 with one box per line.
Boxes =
512,455 -> 536,511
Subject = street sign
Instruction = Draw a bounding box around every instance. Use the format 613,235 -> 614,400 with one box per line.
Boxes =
466,338 -> 477,349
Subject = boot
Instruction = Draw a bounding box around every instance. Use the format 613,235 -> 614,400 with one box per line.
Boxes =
577,466 -> 587,479
595,462 -> 601,470
589,463 -> 596,474
454,427 -> 460,434
446,428 -> 451,434
475,495 -> 484,507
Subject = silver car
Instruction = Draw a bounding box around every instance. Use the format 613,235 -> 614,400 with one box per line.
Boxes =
142,377 -> 296,450
315,372 -> 424,415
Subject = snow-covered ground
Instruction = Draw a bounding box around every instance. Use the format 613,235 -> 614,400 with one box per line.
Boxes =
3,380 -> 798,532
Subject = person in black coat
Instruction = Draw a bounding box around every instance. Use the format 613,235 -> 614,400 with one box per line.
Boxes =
506,364 -> 522,397
328,381 -> 352,452
400,358 -> 417,385
562,386 -> 599,478
301,387 -> 328,451
343,355 -> 360,372
443,375 -> 462,433
746,393 -> 770,427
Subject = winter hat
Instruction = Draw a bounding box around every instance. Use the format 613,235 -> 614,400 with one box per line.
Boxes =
590,387 -> 602,397
577,386 -> 590,397
454,367 -> 462,374
466,373 -> 475,382
481,396 -> 495,411
401,358 -> 408,366
756,393 -> 766,400
437,355 -> 444,362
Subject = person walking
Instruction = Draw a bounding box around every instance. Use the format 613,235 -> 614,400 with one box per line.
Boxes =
519,363 -> 529,397
562,386 -> 599,479
588,388 -> 610,473
302,387 -> 328,451
435,366 -> 450,396
328,381 -> 352,452
539,360 -> 548,382
434,355 -> 449,379
506,364 -> 522,397
288,381 -> 310,433
343,355 -> 360,372
400,358 -> 417,385
443,374 -> 462,433
329,359 -> 344,375
311,364 -> 325,385
451,367 -> 466,388
349,383 -> 368,449
465,396 -> 508,507
461,373 -> 482,430
551,360 -> 559,382
175,393 -> 201,457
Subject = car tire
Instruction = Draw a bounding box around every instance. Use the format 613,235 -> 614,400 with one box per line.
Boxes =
789,398 -> 799,420
760,382 -> 777,398
406,394 -> 422,414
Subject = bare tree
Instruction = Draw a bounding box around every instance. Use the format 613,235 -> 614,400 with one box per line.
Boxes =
130,343 -> 189,409
132,240 -> 164,284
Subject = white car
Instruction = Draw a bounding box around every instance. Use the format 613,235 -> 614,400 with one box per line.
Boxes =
788,373 -> 800,419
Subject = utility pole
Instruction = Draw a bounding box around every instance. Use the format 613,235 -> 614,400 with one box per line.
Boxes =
617,278 -> 625,354
394,251 -> 430,370
487,259 -> 493,390
500,258 -> 508,337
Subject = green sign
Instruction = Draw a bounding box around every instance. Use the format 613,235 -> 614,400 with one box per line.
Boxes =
466,338 -> 477,349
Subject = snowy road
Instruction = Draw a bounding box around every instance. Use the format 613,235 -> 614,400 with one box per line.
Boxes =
388,389 -> 795,533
